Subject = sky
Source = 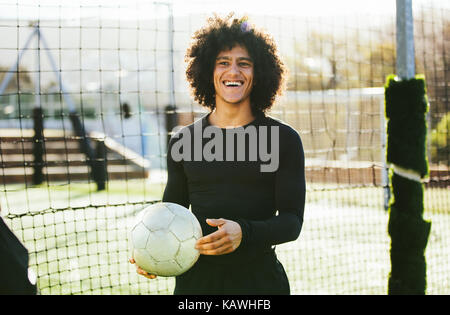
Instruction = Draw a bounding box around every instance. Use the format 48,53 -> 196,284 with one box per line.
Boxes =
0,0 -> 447,21
172,0 -> 396,17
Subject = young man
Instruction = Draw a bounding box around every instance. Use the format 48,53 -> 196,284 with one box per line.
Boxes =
131,15 -> 305,295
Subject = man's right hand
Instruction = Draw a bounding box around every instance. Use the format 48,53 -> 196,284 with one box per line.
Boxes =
129,258 -> 157,279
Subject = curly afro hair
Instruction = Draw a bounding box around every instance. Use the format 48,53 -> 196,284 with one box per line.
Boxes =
185,14 -> 287,114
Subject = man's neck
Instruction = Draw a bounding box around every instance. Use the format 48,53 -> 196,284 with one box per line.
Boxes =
209,102 -> 255,128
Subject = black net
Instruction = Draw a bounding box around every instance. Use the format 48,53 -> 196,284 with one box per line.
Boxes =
0,0 -> 448,294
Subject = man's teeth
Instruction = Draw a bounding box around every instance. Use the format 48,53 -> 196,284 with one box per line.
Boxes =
224,81 -> 242,86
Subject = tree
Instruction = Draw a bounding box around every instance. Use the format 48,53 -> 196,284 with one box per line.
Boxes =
0,66 -> 33,92
286,27 -> 396,91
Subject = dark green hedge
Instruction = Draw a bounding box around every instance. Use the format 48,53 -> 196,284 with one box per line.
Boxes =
385,75 -> 429,178
387,172 -> 431,294
385,75 -> 431,295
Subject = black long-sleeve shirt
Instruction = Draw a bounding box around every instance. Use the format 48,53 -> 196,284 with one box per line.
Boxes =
162,112 -> 305,267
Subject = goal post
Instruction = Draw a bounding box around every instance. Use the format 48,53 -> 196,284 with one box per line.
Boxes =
386,0 -> 431,295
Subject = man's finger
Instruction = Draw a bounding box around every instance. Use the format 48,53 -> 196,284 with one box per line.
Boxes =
196,234 -> 228,250
206,218 -> 226,227
137,266 -> 157,279
198,242 -> 233,256
196,228 -> 226,244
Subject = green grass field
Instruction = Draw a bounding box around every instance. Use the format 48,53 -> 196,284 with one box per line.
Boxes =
1,180 -> 448,294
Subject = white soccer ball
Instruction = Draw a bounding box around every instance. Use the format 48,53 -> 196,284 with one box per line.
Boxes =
129,202 -> 202,277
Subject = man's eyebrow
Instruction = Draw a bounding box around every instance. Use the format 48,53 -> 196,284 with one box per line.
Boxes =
238,57 -> 253,62
215,56 -> 253,62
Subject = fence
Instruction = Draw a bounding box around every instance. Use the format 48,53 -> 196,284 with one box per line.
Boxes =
0,0 -> 448,294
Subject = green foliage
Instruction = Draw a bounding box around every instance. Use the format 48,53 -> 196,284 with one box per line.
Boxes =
387,173 -> 431,294
54,107 -> 97,119
385,75 -> 432,295
430,112 -> 450,163
0,66 -> 33,92
286,29 -> 396,91
385,75 -> 429,177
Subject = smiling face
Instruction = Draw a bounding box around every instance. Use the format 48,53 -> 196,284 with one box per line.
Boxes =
213,45 -> 254,109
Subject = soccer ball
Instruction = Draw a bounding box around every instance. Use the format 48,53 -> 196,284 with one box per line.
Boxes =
129,202 -> 202,277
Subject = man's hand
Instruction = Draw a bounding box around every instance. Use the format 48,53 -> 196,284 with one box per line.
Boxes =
128,258 -> 157,279
195,218 -> 242,255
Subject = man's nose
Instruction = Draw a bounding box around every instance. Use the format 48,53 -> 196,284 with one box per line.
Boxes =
229,62 -> 240,74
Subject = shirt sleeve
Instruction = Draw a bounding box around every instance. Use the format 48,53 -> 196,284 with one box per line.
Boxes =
162,135 -> 190,209
236,128 -> 306,250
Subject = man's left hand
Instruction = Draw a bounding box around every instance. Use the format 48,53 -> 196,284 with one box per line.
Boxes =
195,218 -> 242,255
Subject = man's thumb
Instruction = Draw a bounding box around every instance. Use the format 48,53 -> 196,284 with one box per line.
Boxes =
206,218 -> 226,227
